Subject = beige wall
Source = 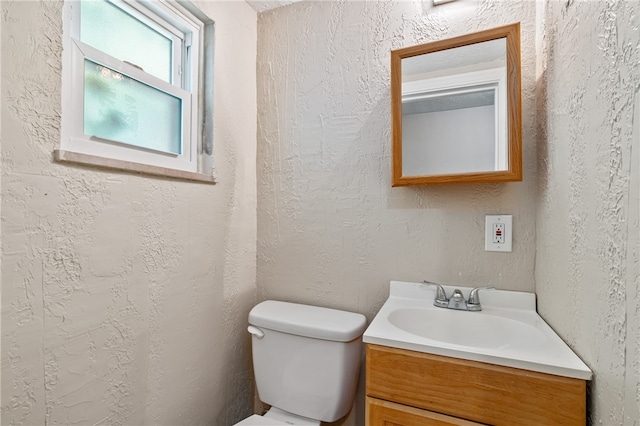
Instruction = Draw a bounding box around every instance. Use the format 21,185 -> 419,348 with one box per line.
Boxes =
256,1 -> 538,313
256,1 -> 537,424
535,0 -> 640,423
1,1 -> 257,424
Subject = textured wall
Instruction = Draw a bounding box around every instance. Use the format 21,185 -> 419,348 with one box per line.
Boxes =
1,1 -> 257,424
535,0 -> 640,424
256,1 -> 537,424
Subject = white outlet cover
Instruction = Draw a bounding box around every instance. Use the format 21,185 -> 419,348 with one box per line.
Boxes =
485,215 -> 513,252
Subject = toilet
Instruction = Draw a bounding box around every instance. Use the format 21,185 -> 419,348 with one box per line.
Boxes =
235,300 -> 368,426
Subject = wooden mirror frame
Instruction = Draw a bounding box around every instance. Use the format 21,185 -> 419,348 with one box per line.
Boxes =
391,23 -> 522,186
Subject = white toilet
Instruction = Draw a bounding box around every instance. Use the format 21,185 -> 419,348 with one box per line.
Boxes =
235,300 -> 368,425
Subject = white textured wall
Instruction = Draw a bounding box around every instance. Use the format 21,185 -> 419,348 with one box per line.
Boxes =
257,1 -> 537,424
1,1 -> 257,424
535,0 -> 640,424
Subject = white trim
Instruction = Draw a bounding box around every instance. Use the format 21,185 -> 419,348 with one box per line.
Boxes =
55,150 -> 215,183
402,68 -> 506,99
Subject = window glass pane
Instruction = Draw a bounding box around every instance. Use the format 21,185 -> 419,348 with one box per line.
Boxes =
81,0 -> 173,83
84,59 -> 182,154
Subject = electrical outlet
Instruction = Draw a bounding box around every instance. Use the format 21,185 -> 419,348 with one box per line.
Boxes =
493,223 -> 505,244
485,215 -> 512,252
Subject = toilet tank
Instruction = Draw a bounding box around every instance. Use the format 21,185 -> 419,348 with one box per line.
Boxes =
248,301 -> 367,423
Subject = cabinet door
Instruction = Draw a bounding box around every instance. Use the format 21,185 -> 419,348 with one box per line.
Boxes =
367,397 -> 483,426
366,344 -> 586,425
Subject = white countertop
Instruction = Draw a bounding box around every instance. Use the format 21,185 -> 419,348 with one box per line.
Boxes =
363,281 -> 592,380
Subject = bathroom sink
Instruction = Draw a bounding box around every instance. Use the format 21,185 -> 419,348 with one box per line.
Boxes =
387,307 -> 547,349
363,281 -> 592,380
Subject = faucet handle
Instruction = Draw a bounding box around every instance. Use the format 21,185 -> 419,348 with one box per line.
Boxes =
422,280 -> 449,308
467,286 -> 495,311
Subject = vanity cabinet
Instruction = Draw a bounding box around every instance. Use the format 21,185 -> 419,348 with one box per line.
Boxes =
365,344 -> 587,426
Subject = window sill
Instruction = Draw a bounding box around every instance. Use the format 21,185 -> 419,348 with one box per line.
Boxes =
54,150 -> 216,184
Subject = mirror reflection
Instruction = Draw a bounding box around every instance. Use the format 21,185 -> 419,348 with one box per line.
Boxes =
391,24 -> 522,186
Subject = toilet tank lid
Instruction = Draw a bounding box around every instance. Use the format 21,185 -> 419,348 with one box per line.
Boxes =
249,301 -> 367,342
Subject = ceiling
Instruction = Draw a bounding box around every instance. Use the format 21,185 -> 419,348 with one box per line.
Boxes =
246,0 -> 302,13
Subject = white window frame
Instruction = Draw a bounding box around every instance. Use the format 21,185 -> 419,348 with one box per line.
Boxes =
60,0 -> 204,175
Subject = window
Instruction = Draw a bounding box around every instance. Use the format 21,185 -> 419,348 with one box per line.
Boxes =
60,0 -> 208,177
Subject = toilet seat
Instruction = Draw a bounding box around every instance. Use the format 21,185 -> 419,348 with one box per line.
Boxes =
234,408 -> 321,426
234,414 -> 287,426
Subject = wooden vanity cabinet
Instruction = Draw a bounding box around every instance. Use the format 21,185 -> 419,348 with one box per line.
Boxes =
365,344 -> 587,426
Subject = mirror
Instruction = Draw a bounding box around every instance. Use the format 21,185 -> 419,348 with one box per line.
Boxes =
391,23 -> 522,186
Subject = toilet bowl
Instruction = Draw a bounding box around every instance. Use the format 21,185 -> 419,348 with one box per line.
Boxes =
234,300 -> 367,426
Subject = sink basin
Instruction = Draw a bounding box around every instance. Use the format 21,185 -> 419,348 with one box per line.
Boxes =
388,307 -> 547,349
363,281 -> 592,380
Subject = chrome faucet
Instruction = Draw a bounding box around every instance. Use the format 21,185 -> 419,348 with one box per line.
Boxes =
422,280 -> 449,308
422,281 -> 494,311
467,286 -> 495,311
